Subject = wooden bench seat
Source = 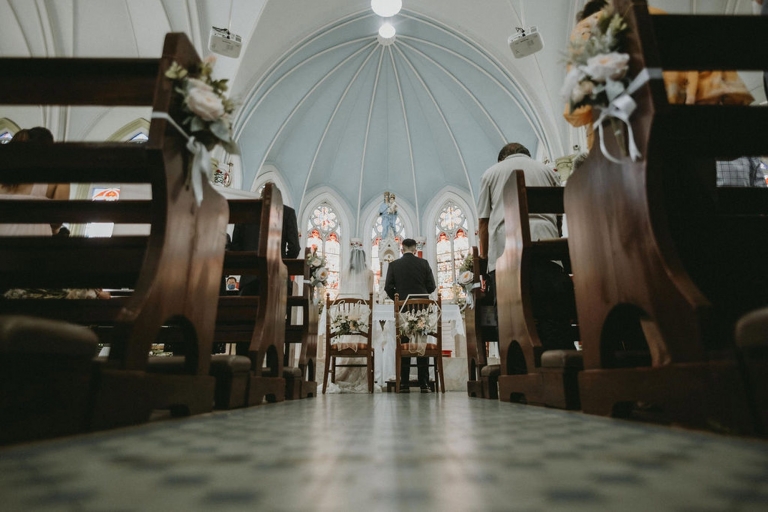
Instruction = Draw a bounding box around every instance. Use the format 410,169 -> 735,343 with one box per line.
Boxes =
0,33 -> 229,436
495,171 -> 581,409
563,0 -> 768,434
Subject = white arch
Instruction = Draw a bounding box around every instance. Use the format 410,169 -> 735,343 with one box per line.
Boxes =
252,164 -> 294,207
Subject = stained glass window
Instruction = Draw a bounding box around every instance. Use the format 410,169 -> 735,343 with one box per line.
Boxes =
306,203 -> 342,298
435,202 -> 470,300
129,132 -> 148,143
0,131 -> 13,144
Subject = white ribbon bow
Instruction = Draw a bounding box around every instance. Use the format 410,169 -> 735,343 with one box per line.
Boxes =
151,112 -> 212,206
592,68 -> 661,164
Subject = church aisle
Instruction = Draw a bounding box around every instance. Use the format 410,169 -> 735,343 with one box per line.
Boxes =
1,393 -> 767,511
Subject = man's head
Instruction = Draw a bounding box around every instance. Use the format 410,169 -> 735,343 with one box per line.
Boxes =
497,142 -> 531,162
401,238 -> 418,253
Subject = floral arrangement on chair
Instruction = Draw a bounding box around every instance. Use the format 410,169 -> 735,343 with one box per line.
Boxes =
398,305 -> 439,338
561,6 -> 647,163
330,310 -> 369,336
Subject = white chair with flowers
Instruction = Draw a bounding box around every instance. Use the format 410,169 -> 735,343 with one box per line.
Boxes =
394,294 -> 444,394
322,293 -> 375,393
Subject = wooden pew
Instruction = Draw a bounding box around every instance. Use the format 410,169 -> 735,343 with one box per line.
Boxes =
283,252 -> 319,400
563,0 -> 768,434
0,33 -> 229,433
495,171 -> 581,409
465,246 -> 499,399
212,184 -> 288,406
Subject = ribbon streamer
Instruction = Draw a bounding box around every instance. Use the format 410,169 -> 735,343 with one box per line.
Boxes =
151,112 -> 211,206
464,282 -> 481,310
592,67 -> 660,164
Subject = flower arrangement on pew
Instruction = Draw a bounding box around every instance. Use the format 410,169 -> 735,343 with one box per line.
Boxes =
456,253 -> 477,310
162,55 -> 239,205
561,6 -> 647,163
307,248 -> 328,292
165,56 -> 238,153
561,8 -> 630,113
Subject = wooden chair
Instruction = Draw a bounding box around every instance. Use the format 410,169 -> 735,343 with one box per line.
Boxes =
283,251 -> 319,400
394,294 -> 445,394
495,171 -> 581,409
322,294 -> 375,393
0,33 -> 228,432
564,0 -> 768,433
464,246 -> 499,399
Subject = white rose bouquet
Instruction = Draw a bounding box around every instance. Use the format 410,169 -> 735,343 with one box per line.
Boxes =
165,56 -> 238,154
561,7 -> 630,113
306,249 -> 328,288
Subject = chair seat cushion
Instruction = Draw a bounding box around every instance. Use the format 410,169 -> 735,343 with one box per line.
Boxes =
0,315 -> 98,357
401,343 -> 438,351
480,364 -> 501,377
540,350 -> 584,369
330,342 -> 369,352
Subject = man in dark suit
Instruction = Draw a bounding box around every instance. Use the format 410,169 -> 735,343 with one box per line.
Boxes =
230,205 -> 301,295
384,238 -> 437,393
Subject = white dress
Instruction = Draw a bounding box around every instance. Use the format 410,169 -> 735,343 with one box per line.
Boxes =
0,184 -> 52,236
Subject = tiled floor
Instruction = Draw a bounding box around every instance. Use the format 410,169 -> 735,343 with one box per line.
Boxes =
1,393 -> 767,512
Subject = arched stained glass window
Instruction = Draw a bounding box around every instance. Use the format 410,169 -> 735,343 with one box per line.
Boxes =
129,132 -> 148,143
0,131 -> 13,144
435,202 -> 470,300
306,203 -> 342,298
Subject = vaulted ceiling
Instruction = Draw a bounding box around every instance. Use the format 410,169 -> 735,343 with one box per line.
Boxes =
1,0 -> 763,238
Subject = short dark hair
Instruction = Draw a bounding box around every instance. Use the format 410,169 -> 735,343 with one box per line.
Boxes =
498,142 -> 531,162
402,238 -> 417,250
577,0 -> 607,21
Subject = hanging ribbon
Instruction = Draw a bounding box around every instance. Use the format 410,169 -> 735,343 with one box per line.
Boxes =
151,112 -> 211,207
592,68 -> 662,164
464,282 -> 481,310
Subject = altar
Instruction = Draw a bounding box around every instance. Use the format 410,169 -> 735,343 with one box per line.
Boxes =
317,301 -> 467,391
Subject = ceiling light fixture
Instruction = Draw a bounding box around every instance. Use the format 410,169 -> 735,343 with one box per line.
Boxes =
377,22 -> 396,45
371,0 -> 402,18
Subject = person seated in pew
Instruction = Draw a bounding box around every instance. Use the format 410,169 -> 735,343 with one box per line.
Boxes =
0,127 -> 69,236
230,201 -> 300,296
716,157 -> 767,188
477,142 -> 576,359
1,127 -> 110,300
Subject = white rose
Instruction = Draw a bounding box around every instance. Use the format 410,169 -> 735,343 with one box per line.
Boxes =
583,52 -> 630,82
458,270 -> 474,285
310,256 -> 323,267
571,80 -> 596,104
186,83 -> 225,121
316,267 -> 329,281
560,67 -> 585,101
